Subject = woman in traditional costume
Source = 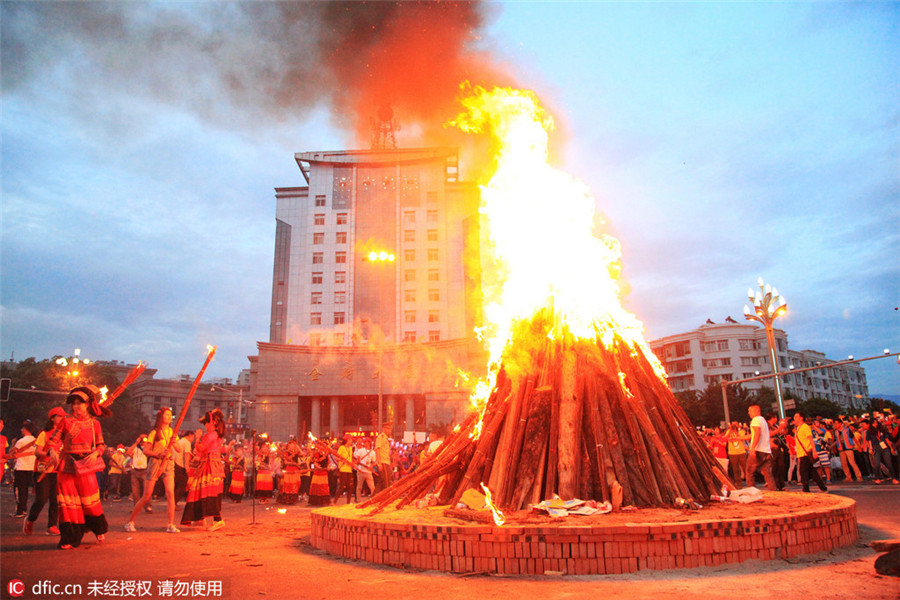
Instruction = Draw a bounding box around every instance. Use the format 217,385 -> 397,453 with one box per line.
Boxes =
254,443 -> 274,502
51,385 -> 110,549
277,438 -> 302,504
226,446 -> 246,502
307,448 -> 331,506
180,409 -> 226,531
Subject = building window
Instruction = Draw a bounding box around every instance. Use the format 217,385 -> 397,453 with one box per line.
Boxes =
310,333 -> 323,346
404,310 -> 416,323
739,339 -> 755,351
335,251 -> 347,264
404,249 -> 416,262
428,269 -> 439,282
404,269 -> 416,282
404,210 -> 416,224
312,252 -> 324,264
314,214 -> 325,226
428,289 -> 440,302
403,331 -> 416,343
311,272 -> 323,284
428,310 -> 440,323
335,271 -> 346,284
336,213 -> 348,225
717,340 -> 729,351
333,333 -> 345,346
311,292 -> 323,305
335,291 -> 346,304
334,312 -> 346,324
428,330 -> 440,342
427,229 -> 438,242
427,209 -> 438,222
427,248 -> 438,261
310,312 -> 322,325
403,230 -> 415,243
336,232 -> 347,244
315,195 -> 326,207
404,290 -> 416,303
313,232 -> 324,245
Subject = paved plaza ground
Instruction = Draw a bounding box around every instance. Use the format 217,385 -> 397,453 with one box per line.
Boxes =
2,482 -> 898,600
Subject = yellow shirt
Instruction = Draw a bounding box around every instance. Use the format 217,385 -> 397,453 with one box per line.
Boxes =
338,445 -> 353,474
795,423 -> 814,458
146,428 -> 176,459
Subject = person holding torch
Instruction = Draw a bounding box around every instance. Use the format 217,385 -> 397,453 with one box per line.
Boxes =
49,385 -> 110,549
125,407 -> 180,533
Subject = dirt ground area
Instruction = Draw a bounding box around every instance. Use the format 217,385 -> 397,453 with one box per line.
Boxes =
2,485 -> 899,600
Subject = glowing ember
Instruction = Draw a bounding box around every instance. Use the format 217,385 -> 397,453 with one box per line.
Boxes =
480,482 -> 505,526
451,85 -> 665,421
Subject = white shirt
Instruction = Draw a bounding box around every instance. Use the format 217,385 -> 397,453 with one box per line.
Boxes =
131,446 -> 148,470
172,437 -> 192,468
14,435 -> 36,471
354,447 -> 376,474
749,415 -> 772,454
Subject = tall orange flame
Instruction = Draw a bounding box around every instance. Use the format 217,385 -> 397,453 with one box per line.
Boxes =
452,85 -> 665,421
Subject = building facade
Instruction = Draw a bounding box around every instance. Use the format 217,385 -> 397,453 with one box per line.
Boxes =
250,146 -> 485,441
649,320 -> 869,410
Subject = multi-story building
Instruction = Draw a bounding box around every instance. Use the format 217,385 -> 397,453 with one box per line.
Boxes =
127,374 -> 250,436
783,349 -> 868,408
649,320 -> 869,410
249,146 -> 486,441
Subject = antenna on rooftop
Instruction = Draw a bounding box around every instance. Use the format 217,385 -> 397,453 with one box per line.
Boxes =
371,103 -> 400,150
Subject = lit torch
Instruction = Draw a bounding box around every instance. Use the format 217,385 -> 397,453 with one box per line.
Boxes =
99,361 -> 147,407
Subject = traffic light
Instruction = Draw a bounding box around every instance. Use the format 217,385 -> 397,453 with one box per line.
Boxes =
0,378 -> 10,402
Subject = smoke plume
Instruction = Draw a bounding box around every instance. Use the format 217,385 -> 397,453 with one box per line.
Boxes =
1,1 -> 510,146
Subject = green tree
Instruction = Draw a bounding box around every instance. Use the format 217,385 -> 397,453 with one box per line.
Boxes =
0,356 -> 149,447
866,397 -> 900,415
673,382 -> 756,428
796,397 -> 843,420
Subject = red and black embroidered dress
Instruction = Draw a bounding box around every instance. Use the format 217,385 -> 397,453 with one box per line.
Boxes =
180,430 -> 225,524
52,415 -> 109,548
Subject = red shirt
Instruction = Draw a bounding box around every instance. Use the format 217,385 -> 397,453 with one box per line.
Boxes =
52,415 -> 104,456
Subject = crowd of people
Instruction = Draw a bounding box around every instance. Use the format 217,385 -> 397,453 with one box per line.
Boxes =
701,407 -> 900,492
1,388 -> 444,549
4,385 -> 897,551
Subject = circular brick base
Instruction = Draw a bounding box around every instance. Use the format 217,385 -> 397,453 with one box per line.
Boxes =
310,495 -> 858,575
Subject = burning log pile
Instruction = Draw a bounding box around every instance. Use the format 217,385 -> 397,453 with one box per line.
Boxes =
361,310 -> 732,514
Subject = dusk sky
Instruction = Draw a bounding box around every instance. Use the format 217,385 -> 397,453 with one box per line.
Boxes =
2,2 -> 897,395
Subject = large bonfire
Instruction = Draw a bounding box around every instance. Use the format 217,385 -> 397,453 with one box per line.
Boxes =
362,86 -> 731,514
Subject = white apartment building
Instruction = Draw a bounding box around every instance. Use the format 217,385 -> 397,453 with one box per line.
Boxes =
649,320 -> 869,410
269,147 -> 479,347
248,146 -> 486,441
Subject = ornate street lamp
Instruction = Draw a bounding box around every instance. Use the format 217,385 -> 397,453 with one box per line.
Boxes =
743,278 -> 788,418
55,348 -> 92,387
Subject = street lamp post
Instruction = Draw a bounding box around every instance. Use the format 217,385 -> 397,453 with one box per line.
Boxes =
210,386 -> 250,425
365,250 -> 395,430
56,348 -> 92,389
743,278 -> 788,419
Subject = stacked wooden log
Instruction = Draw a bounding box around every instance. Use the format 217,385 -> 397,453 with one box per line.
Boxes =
360,310 -> 733,514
